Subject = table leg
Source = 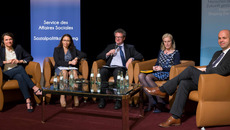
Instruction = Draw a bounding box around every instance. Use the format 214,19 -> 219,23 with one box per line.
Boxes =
139,87 -> 144,117
122,96 -> 129,130
41,96 -> 45,123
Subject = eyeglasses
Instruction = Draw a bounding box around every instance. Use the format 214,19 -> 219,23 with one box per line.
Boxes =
62,40 -> 71,42
115,36 -> 123,39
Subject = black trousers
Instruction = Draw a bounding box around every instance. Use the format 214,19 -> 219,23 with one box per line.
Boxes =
100,67 -> 127,83
161,66 -> 205,117
99,67 -> 127,101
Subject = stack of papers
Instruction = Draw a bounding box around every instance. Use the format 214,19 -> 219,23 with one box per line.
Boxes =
58,67 -> 78,70
103,65 -> 126,68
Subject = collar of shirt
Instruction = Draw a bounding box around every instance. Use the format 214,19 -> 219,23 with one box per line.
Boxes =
213,48 -> 230,68
223,48 -> 230,54
116,43 -> 124,47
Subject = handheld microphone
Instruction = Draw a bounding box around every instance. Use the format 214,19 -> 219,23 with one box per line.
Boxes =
111,45 -> 119,56
115,45 -> 118,49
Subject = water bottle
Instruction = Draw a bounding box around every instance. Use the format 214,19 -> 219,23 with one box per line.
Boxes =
90,69 -> 94,84
59,71 -> 64,89
116,70 -> 121,86
125,70 -> 129,87
120,71 -> 124,88
69,70 -> 74,88
53,72 -> 58,89
96,69 -> 101,85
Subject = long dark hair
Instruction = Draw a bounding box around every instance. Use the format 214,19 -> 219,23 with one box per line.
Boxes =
57,34 -> 74,49
1,32 -> 15,48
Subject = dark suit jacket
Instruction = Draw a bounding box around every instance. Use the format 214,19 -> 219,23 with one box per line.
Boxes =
206,49 -> 230,76
96,43 -> 143,66
53,46 -> 87,69
0,44 -> 33,70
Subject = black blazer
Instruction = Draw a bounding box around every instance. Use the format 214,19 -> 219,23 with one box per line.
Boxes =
53,46 -> 87,69
96,43 -> 144,66
0,44 -> 33,70
206,50 -> 230,76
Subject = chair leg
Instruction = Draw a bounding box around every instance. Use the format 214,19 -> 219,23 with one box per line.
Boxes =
0,90 -> 4,111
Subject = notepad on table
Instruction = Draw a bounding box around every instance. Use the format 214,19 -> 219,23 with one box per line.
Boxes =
140,70 -> 153,73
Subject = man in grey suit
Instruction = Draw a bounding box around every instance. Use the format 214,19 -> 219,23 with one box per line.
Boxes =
96,28 -> 143,109
144,29 -> 230,127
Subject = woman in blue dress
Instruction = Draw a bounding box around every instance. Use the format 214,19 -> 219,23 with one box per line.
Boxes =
139,33 -> 180,112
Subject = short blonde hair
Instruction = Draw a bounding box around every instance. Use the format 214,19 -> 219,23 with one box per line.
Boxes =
160,33 -> 176,50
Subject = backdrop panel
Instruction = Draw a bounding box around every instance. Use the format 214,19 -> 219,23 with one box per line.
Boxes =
200,0 -> 230,65
30,0 -> 81,71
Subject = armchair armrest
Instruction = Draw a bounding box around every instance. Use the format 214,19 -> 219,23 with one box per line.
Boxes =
43,57 -> 53,87
198,74 -> 230,101
25,61 -> 41,88
79,59 -> 89,79
133,59 -> 157,83
92,59 -> 106,79
0,67 -> 2,90
127,60 -> 142,84
169,60 -> 195,80
196,74 -> 230,127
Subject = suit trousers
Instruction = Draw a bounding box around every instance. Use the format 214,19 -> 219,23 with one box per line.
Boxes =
161,66 -> 205,117
3,65 -> 35,99
99,67 -> 126,102
100,67 -> 127,83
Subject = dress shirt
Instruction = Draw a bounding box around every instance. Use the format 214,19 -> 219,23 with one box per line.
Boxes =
110,43 -> 126,66
213,48 -> 230,68
4,48 -> 17,71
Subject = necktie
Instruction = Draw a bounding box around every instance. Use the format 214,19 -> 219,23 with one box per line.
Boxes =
212,52 -> 224,68
119,46 -> 126,66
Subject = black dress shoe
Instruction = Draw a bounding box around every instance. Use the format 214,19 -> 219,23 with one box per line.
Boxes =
98,98 -> 106,108
114,100 -> 121,110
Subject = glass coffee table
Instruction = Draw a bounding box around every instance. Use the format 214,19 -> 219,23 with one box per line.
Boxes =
41,81 -> 144,130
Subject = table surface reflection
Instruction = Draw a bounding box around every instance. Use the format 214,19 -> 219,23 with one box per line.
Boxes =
42,81 -> 141,98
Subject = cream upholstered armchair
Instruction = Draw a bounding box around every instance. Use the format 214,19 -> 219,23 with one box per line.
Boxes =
169,66 -> 230,127
0,61 -> 42,111
43,57 -> 89,103
132,59 -> 195,105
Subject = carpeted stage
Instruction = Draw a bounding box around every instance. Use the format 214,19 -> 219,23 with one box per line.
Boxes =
0,97 -> 229,130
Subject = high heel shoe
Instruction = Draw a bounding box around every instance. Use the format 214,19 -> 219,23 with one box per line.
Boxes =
34,88 -> 42,96
74,96 -> 79,107
26,102 -> 33,112
60,95 -> 66,107
152,107 -> 161,113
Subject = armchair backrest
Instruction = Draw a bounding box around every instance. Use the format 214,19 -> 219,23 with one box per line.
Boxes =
169,60 -> 195,80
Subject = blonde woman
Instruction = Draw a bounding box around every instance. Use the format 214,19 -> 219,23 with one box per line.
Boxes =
138,33 -> 180,112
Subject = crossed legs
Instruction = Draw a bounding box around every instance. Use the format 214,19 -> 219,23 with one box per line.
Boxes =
3,66 -> 42,112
